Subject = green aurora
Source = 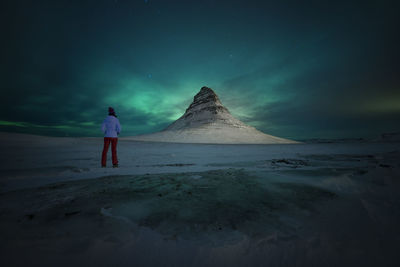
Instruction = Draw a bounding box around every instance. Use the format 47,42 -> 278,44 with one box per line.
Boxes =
1,0 -> 399,139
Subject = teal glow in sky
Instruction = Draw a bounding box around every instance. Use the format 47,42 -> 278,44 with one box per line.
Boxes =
1,0 -> 399,139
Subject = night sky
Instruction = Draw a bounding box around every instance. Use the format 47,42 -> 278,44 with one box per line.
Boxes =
1,0 -> 399,139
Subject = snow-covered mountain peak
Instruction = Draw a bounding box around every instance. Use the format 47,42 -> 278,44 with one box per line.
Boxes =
165,86 -> 244,131
126,86 -> 299,144
184,86 -> 226,113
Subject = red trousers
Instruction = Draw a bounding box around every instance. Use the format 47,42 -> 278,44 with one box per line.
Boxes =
101,137 -> 118,166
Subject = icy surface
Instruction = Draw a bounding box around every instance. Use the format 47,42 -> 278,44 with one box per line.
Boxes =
0,132 -> 400,266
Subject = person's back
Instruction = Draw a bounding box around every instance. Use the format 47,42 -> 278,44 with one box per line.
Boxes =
102,115 -> 121,138
101,107 -> 121,168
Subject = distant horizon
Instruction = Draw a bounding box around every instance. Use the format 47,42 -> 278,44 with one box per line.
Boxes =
1,127 -> 399,141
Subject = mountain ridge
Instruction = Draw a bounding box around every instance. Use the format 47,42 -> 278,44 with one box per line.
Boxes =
125,86 -> 299,144
165,87 -> 251,131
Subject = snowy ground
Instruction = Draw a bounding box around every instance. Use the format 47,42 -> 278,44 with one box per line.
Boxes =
0,132 -> 399,266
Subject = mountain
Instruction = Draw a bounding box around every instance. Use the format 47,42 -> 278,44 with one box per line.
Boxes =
124,87 -> 299,144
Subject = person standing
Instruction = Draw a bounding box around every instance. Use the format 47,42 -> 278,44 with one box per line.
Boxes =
101,107 -> 121,168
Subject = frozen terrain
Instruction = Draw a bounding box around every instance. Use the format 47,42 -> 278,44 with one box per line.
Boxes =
0,132 -> 400,266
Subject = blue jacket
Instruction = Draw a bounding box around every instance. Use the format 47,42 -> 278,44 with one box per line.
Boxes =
101,115 -> 121,137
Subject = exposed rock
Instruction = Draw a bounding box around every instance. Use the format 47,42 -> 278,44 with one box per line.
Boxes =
165,86 -> 249,131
